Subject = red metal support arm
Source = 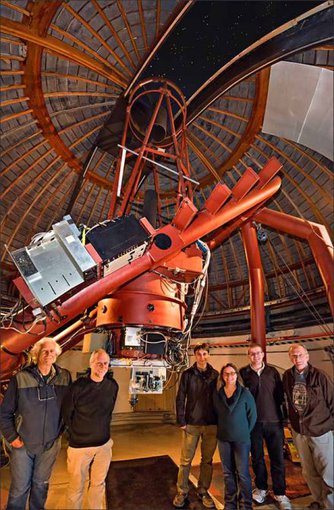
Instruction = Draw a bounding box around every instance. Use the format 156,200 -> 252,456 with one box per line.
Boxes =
241,221 -> 266,354
255,207 -> 334,318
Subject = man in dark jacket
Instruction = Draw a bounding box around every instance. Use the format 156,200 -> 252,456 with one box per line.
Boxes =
240,343 -> 291,510
173,342 -> 218,509
283,343 -> 334,510
0,337 -> 71,510
62,348 -> 118,509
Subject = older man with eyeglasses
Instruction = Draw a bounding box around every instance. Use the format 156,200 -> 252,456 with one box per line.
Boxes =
283,343 -> 334,510
0,337 -> 71,510
61,348 -> 118,509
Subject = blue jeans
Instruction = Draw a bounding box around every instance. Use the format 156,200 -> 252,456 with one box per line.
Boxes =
218,440 -> 252,510
6,438 -> 61,510
250,421 -> 286,495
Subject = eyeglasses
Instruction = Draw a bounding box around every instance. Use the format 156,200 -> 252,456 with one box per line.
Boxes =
249,352 -> 262,356
93,361 -> 109,367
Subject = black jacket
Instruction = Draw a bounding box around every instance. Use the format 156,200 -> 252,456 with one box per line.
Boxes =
239,364 -> 284,422
283,364 -> 334,437
176,363 -> 218,426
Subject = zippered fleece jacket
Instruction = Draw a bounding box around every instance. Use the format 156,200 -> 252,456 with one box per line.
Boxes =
176,363 -> 218,427
0,364 -> 71,454
282,363 -> 334,437
239,364 -> 284,422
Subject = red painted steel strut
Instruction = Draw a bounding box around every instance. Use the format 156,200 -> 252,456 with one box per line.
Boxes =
255,207 -> 334,318
241,221 -> 266,354
0,174 -> 281,379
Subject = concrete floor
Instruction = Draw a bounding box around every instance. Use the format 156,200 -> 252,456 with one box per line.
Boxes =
0,423 -> 313,509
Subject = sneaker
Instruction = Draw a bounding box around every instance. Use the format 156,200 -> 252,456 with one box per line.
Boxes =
274,494 -> 292,510
252,488 -> 268,503
173,492 -> 188,508
198,491 -> 216,509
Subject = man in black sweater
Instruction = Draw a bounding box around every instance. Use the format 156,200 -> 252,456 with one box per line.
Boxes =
62,349 -> 118,509
240,343 -> 291,510
173,343 -> 218,509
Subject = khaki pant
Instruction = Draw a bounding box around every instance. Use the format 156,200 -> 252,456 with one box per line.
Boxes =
177,424 -> 217,494
67,439 -> 113,509
292,430 -> 334,510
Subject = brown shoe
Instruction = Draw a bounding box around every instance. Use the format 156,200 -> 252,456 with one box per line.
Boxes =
173,492 -> 188,508
198,492 -> 216,509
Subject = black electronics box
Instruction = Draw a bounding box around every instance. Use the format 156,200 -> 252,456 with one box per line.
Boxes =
144,333 -> 165,355
86,215 -> 149,262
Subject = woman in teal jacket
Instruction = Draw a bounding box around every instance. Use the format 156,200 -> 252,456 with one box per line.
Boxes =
213,363 -> 257,510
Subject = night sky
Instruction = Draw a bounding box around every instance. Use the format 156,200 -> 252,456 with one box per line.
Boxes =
142,1 -> 323,98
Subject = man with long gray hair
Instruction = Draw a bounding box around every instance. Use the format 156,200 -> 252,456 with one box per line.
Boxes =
0,337 -> 71,510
